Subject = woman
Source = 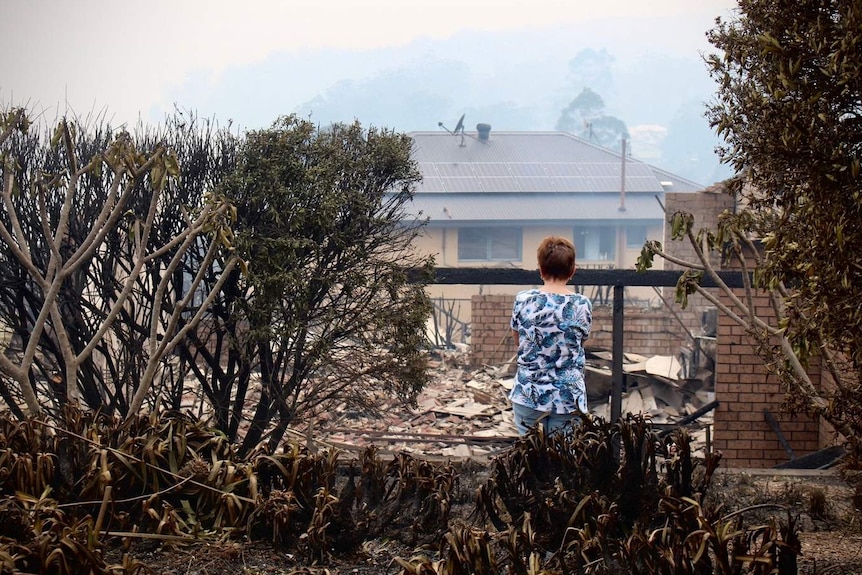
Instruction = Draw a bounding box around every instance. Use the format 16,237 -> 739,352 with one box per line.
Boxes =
509,236 -> 592,435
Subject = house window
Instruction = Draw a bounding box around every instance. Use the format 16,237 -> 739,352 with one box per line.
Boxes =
573,225 -> 615,261
458,227 -> 522,261
626,224 -> 649,248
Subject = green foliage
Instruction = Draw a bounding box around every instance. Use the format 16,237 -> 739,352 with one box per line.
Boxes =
217,115 -> 434,452
702,0 -> 862,460
641,2 -> 862,469
707,1 -> 862,369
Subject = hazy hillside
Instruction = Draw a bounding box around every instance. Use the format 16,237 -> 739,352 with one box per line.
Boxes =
168,23 -> 734,186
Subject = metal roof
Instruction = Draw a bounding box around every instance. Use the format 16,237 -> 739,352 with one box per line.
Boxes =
409,131 -> 705,195
407,193 -> 665,223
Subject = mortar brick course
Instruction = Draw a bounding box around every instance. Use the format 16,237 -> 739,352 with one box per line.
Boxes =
713,286 -> 822,468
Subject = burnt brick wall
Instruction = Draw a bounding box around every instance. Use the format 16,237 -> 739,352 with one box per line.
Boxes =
470,296 -> 695,367
470,294 -> 518,366
472,291 -> 824,468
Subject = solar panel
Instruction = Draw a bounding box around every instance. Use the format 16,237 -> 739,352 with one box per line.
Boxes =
421,158 -> 672,194
541,163 -> 564,177
509,163 -> 547,177
580,163 -> 618,178
544,163 -> 581,177
419,163 -> 443,178
471,163 -> 511,177
513,177 -> 558,192
433,163 -> 475,177
417,176 -> 444,192
440,177 -> 485,192
478,177 -> 521,192
589,177 -> 627,190
551,177 -> 594,192
578,162 -> 655,178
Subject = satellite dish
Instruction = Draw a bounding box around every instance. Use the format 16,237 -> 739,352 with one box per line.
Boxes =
437,113 -> 473,147
439,114 -> 466,135
453,113 -> 465,135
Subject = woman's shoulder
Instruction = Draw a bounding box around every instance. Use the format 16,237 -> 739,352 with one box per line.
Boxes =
569,292 -> 592,306
515,288 -> 542,299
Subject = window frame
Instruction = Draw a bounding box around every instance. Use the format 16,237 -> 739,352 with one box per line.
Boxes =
625,223 -> 649,249
457,226 -> 523,262
572,224 -> 617,262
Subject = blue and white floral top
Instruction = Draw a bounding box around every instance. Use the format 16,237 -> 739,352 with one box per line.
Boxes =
509,289 -> 592,414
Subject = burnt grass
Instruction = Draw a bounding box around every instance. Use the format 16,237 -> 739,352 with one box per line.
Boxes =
4,408 -> 860,575
110,456 -> 862,575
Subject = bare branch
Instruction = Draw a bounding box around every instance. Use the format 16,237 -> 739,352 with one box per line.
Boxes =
682,224 -> 779,335
63,164 -> 128,270
0,173 -> 41,284
63,147 -> 165,273
129,254 -> 240,415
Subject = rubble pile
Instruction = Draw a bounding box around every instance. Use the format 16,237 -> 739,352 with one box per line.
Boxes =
312,343 -> 717,460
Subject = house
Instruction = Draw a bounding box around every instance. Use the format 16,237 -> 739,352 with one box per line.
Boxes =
407,124 -> 705,310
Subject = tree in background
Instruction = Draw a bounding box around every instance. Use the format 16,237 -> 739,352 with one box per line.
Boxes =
660,100 -> 731,186
564,48 -> 615,99
213,116 -> 433,452
556,87 -> 630,151
641,0 -> 861,460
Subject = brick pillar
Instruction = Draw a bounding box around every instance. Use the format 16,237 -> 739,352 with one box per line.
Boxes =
470,294 -> 517,366
712,289 -> 821,468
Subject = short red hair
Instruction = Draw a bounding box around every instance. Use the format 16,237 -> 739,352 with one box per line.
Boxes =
537,236 -> 576,281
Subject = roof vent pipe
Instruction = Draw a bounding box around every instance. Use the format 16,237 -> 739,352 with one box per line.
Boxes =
476,123 -> 491,140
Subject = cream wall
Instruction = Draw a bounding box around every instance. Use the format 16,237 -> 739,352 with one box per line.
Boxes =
620,223 -> 664,269
416,222 -> 663,276
418,223 -> 665,333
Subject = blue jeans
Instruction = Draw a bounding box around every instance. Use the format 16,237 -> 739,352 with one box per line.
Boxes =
512,402 -> 579,436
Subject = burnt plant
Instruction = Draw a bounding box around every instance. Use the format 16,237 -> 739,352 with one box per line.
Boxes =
2,408 -> 460,561
436,525 -> 499,575
0,107 -> 240,421
248,444 -> 348,555
1,408 -> 809,574
249,445 -> 459,556
0,490 -> 147,575
0,497 -> 32,543
477,414 -> 659,543
468,413 -> 804,574
248,489 -> 303,547
661,427 -> 722,501
77,410 -> 250,535
374,452 -> 458,543
0,421 -> 57,500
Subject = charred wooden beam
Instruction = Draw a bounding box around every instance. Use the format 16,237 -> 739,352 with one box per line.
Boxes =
416,267 -> 748,288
